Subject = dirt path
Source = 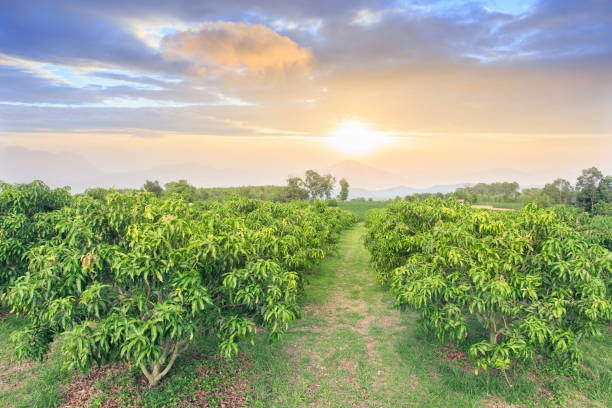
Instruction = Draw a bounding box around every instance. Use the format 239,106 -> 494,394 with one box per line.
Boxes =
247,223 -> 424,407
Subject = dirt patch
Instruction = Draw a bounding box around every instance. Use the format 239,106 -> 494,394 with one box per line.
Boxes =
372,311 -> 402,329
440,344 -> 474,373
339,359 -> 357,374
567,393 -> 608,408
305,383 -> 320,397
57,354 -> 253,408
478,395 -> 525,408
0,355 -> 39,393
58,363 -> 127,408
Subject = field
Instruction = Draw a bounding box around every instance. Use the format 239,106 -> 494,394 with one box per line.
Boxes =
338,200 -> 391,220
1,183 -> 611,407
473,201 -> 524,210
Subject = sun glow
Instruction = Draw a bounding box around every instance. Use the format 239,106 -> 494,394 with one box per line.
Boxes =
328,121 -> 392,154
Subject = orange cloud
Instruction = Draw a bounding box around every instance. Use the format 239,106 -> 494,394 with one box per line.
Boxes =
161,21 -> 312,76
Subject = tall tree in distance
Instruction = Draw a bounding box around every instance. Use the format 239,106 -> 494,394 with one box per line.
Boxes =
164,179 -> 198,202
142,180 -> 164,197
542,178 -> 573,204
285,176 -> 309,201
576,167 -> 603,211
321,173 -> 336,199
338,178 -> 349,201
303,170 -> 336,200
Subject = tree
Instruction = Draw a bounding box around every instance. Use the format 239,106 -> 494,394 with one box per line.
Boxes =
6,194 -> 358,387
285,177 -> 309,201
304,170 -> 322,199
321,174 -> 336,199
576,167 -> 604,211
142,180 -> 163,197
303,170 -> 336,200
520,188 -> 550,207
365,198 -> 611,376
164,180 -> 198,202
595,176 -> 612,205
0,181 -> 71,286
338,178 -> 349,201
542,178 -> 573,205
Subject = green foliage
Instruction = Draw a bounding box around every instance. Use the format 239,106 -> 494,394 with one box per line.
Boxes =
338,178 -> 349,201
5,192 -> 357,387
457,182 -> 519,203
304,170 -> 336,200
142,180 -> 164,197
551,204 -> 612,251
163,179 -> 198,202
365,198 -> 612,376
338,200 -> 391,221
285,177 -> 309,201
0,181 -> 71,286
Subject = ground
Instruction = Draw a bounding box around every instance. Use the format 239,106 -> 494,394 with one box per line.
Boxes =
245,223 -> 612,407
1,223 -> 611,407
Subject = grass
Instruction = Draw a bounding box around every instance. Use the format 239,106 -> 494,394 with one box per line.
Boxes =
338,200 -> 391,220
1,223 -> 611,407
0,313 -> 255,408
0,313 -> 69,408
244,223 -> 612,407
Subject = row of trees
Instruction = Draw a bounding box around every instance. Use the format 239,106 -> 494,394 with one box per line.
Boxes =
452,166 -> 611,213
457,182 -> 519,201
139,170 -> 350,203
286,170 -> 349,201
1,181 -> 358,387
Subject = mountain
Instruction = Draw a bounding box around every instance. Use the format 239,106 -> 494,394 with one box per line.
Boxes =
318,160 -> 409,190
347,183 -> 466,200
0,146 -> 105,191
0,146 -> 274,192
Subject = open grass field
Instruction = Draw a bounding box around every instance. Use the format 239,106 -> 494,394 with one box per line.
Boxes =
473,201 -> 524,210
1,223 -> 610,407
338,201 -> 390,220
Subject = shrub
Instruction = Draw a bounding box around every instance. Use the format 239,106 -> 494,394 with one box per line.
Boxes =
5,193 -> 357,387
365,198 -> 612,376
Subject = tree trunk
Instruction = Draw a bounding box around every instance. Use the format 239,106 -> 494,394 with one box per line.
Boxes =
140,340 -> 187,387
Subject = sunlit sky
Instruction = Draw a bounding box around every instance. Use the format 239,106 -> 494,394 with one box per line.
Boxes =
0,1 -> 611,190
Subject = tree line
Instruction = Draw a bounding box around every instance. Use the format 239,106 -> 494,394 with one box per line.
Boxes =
453,166 -> 611,214
134,170 -> 350,203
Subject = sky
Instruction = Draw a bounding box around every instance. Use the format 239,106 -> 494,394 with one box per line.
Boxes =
0,0 -> 611,190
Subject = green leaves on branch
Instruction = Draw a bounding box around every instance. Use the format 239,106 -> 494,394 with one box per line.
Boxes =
365,198 -> 612,376
5,190 -> 357,387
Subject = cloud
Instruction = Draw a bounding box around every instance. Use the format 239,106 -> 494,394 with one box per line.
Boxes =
161,21 -> 313,76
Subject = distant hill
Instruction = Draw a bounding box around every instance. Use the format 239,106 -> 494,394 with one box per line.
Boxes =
347,183 -> 466,200
1,147 -> 542,196
0,146 -> 277,192
0,146 -> 105,191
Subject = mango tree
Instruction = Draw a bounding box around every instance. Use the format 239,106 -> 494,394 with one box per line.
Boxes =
6,193 -> 356,386
365,198 -> 612,376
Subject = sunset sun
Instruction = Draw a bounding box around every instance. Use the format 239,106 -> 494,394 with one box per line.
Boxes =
328,121 -> 392,154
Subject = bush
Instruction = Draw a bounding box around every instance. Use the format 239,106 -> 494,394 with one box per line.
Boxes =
5,193 -> 357,387
365,198 -> 611,375
0,181 -> 71,286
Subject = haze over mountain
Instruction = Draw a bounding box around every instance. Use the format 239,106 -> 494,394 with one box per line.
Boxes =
2,145 -> 552,198
319,160 -> 409,190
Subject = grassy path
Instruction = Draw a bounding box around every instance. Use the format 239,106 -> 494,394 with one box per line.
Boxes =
246,223 -> 429,407
245,223 -> 612,408
1,223 -> 610,407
